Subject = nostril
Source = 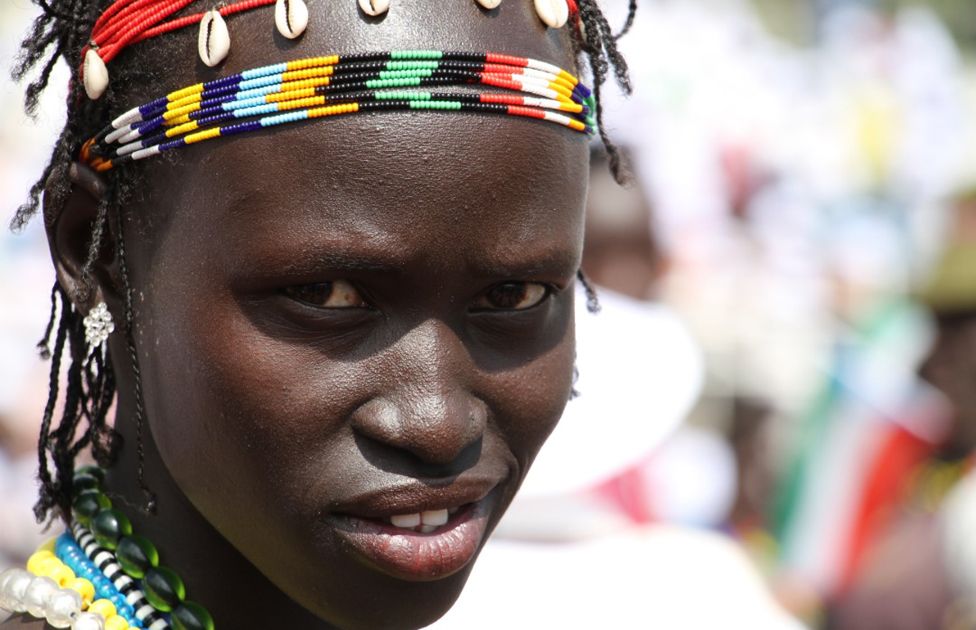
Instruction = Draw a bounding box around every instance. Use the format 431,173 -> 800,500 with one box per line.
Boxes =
352,431 -> 484,479
404,436 -> 484,479
350,395 -> 488,473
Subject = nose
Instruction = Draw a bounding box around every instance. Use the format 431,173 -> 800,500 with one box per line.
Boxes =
351,319 -> 487,475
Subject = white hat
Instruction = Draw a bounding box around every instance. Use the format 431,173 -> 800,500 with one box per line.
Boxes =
517,286 -> 704,497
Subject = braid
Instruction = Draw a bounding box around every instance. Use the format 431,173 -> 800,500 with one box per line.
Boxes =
10,0 -> 102,231
34,285 -> 68,521
113,197 -> 157,515
572,0 -> 633,184
614,0 -> 638,40
576,269 -> 601,313
48,315 -> 87,515
78,190 -> 112,303
37,282 -> 60,360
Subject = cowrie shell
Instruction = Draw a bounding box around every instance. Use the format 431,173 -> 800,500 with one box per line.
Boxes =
83,49 -> 109,100
358,0 -> 389,17
534,0 -> 569,28
198,9 -> 231,67
275,0 -> 309,39
476,0 -> 502,9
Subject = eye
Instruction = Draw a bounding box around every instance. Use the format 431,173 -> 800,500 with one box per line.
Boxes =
282,280 -> 367,308
474,282 -> 551,311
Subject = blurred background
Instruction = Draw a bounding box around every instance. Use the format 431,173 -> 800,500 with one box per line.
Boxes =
3,0 -> 976,628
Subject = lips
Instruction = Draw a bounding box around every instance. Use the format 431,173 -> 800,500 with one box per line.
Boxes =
329,478 -> 500,581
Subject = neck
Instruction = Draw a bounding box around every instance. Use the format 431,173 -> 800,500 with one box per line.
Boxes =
101,395 -> 331,628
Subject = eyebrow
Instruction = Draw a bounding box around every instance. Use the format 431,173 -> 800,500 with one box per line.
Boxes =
466,249 -> 580,280
229,242 -> 412,279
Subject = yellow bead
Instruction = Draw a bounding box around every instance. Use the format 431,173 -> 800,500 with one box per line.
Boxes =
39,538 -> 57,554
88,599 -> 117,619
26,550 -> 56,575
67,577 -> 96,606
37,558 -> 64,582
105,616 -> 129,630
35,556 -> 63,577
49,564 -> 76,586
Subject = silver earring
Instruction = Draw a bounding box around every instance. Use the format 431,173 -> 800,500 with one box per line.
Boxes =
83,302 -> 115,356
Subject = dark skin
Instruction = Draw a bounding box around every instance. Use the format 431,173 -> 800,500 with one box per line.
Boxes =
6,2 -> 586,628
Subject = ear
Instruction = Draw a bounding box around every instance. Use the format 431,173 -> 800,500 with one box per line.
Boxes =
45,162 -> 120,315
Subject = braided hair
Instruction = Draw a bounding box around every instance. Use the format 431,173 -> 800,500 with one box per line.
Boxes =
11,0 -> 635,524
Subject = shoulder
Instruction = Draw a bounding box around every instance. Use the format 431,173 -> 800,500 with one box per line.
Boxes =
0,615 -> 52,629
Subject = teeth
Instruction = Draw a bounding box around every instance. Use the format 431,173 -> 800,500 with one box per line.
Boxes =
390,513 -> 421,528
387,508 -> 452,531
422,509 -> 449,527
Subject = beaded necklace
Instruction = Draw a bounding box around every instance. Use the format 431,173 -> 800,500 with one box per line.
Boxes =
83,50 -> 594,171
0,466 -> 212,630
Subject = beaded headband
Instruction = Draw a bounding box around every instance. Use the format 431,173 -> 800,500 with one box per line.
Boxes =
82,50 -> 594,171
82,0 -> 580,100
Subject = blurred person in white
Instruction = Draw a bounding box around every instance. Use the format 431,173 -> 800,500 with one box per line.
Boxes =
431,148 -> 803,629
828,191 -> 976,630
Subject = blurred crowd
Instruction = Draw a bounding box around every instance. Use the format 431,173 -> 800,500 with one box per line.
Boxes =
3,0 -> 976,628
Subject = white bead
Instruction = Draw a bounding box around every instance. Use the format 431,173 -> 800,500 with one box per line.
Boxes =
45,589 -> 82,628
358,0 -> 389,17
0,568 -> 28,612
72,611 -> 106,630
0,568 -> 16,608
23,576 -> 58,618
83,49 -> 109,100
198,9 -> 231,67
476,0 -> 501,8
0,568 -> 14,592
2,569 -> 33,613
275,0 -> 309,38
533,0 -> 569,28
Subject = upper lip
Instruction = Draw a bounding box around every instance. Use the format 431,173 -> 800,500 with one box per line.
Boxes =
330,474 -> 503,519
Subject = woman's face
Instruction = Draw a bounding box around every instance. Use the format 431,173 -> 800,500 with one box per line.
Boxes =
105,3 -> 587,627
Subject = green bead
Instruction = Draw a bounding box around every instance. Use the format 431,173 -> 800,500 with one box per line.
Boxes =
143,566 -> 186,612
73,491 -> 111,527
91,508 -> 133,550
74,465 -> 105,484
171,601 -> 215,630
116,535 -> 159,579
72,472 -> 100,494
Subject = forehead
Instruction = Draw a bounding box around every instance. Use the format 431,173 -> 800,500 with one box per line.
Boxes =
152,116 -> 587,278
124,0 -> 588,256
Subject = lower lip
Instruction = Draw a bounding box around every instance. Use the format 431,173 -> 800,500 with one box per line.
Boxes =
332,499 -> 494,581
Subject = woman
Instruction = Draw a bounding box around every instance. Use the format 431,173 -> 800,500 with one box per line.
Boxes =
0,0 -> 631,627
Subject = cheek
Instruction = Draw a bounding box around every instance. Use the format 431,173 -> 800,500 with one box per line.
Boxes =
142,286 -> 358,513
487,314 -> 577,477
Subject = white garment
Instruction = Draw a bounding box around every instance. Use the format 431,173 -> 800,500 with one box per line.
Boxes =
430,526 -> 806,630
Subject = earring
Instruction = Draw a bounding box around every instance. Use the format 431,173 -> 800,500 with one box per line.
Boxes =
83,302 -> 115,357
